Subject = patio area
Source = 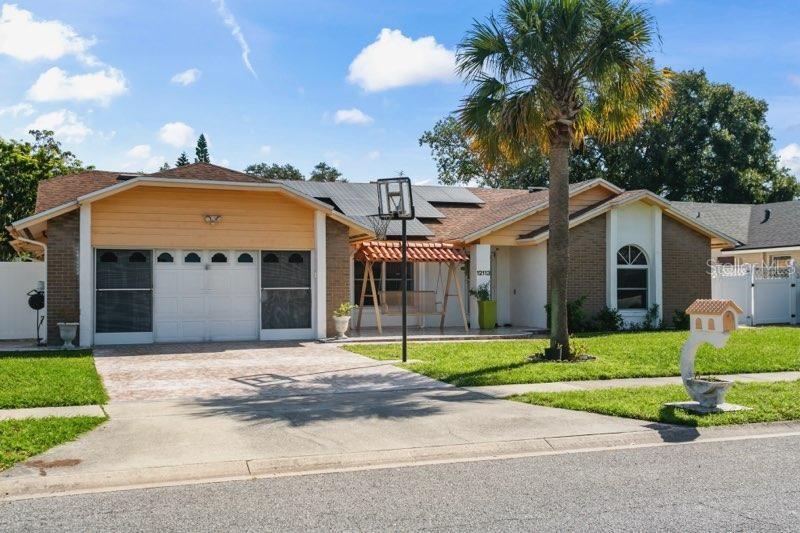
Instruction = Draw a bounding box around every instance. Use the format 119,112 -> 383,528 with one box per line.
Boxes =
324,326 -> 543,344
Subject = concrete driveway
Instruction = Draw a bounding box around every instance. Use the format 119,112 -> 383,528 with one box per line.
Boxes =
93,342 -> 443,401
2,342 -> 668,498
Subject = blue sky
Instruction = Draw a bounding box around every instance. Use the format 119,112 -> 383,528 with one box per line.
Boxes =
1,0 -> 799,183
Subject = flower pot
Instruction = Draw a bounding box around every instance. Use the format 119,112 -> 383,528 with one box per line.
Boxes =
57,322 -> 79,349
333,316 -> 351,339
477,300 -> 497,330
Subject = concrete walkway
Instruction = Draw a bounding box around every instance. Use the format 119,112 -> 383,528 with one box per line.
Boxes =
467,371 -> 800,398
0,405 -> 105,421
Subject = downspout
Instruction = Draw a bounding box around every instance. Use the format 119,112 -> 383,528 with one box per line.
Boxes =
8,230 -> 48,344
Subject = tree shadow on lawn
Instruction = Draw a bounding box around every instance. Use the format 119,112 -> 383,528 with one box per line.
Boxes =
187,371 -> 490,428
438,360 -> 535,386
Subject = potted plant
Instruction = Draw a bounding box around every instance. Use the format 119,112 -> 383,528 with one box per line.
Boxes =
332,302 -> 358,339
57,322 -> 79,349
469,282 -> 496,330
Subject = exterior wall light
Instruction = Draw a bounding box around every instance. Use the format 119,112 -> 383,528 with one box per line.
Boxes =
203,215 -> 223,225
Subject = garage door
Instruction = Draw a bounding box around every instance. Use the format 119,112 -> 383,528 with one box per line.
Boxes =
154,250 -> 259,342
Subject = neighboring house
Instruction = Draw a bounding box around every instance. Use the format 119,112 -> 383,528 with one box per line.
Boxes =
673,200 -> 800,267
6,163 -> 735,346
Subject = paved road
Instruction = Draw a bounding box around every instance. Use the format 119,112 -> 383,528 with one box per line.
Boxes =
2,435 -> 798,532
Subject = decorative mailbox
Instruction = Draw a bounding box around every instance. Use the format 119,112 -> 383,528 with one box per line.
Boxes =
667,299 -> 749,413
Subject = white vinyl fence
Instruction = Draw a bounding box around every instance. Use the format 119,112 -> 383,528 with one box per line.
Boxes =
0,261 -> 45,340
712,264 -> 798,326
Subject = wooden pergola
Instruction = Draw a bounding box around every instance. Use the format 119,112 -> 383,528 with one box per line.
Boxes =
354,241 -> 469,334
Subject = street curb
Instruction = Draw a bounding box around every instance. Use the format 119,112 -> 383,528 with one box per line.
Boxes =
2,421 -> 800,501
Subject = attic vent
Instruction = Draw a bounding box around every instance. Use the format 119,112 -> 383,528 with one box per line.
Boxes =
116,174 -> 138,181
762,208 -> 771,223
527,186 -> 547,193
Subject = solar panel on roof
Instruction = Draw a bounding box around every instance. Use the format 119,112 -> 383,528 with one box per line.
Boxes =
414,185 -> 484,204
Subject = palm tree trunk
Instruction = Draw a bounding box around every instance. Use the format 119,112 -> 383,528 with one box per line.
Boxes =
546,128 -> 571,359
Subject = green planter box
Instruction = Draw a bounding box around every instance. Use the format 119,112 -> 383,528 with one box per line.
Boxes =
477,300 -> 497,330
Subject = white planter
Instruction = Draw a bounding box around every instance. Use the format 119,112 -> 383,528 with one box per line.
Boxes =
57,322 -> 79,349
333,316 -> 351,339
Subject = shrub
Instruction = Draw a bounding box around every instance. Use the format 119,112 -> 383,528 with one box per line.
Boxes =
545,295 -> 588,332
672,310 -> 690,330
594,306 -> 623,332
642,304 -> 662,331
469,282 -> 492,302
333,302 -> 358,317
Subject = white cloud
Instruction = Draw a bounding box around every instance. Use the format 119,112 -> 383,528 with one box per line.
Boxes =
217,158 -> 230,167
26,110 -> 91,143
0,102 -> 34,117
778,143 -> 800,176
0,4 -> 96,63
259,144 -> 272,155
158,122 -> 195,148
122,143 -> 166,172
333,108 -> 374,125
126,144 -> 152,159
171,68 -> 201,86
347,28 -> 457,92
366,150 -> 381,160
211,0 -> 256,77
27,67 -> 128,105
789,75 -> 800,89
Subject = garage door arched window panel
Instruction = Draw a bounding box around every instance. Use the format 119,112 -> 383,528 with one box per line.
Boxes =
237,252 -> 253,263
95,249 -> 153,334
157,252 -> 174,263
261,251 -> 311,330
616,245 -> 648,310
184,252 -> 201,263
211,252 -> 228,263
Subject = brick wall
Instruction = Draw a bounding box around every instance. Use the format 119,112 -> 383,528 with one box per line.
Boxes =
325,218 -> 350,336
662,215 -> 711,321
567,213 -> 607,315
46,210 -> 80,345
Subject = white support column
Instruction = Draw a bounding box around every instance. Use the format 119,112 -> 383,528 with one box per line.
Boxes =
469,243 -> 491,329
314,211 -> 327,339
652,206 -> 663,321
606,209 -> 618,309
78,203 -> 93,347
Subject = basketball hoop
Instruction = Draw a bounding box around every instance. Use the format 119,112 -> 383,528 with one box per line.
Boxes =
366,215 -> 391,241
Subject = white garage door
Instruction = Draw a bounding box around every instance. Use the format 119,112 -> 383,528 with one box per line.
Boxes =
154,250 -> 259,342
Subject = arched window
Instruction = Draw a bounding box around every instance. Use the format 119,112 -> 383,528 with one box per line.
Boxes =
157,252 -> 174,263
211,252 -> 227,263
129,251 -> 147,263
288,253 -> 304,264
237,253 -> 253,263
263,253 -> 279,263
100,251 -> 118,263
184,252 -> 201,263
616,245 -> 648,309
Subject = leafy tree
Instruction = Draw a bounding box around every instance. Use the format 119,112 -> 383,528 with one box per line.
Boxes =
457,0 -> 670,358
0,130 -> 90,259
194,134 -> 210,163
175,152 -> 190,167
244,162 -> 304,180
158,161 -> 171,172
309,161 -> 346,182
420,115 -> 548,188
570,70 -> 799,202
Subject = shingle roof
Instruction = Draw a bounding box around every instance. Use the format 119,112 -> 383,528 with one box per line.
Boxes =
34,163 -> 266,214
672,200 -> 800,250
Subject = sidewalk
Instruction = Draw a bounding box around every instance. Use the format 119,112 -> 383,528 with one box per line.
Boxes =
0,405 -> 106,421
466,371 -> 800,398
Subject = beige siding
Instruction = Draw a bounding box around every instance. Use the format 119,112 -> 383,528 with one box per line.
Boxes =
479,186 -> 615,246
92,186 -> 316,249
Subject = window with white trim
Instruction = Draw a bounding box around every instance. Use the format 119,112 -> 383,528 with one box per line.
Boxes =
95,249 -> 153,333
616,245 -> 648,310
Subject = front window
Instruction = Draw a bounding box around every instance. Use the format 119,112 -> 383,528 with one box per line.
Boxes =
616,245 -> 648,310
95,249 -> 153,333
353,261 -> 414,305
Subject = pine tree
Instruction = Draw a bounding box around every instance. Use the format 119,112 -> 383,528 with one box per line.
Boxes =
159,161 -> 171,172
175,152 -> 190,167
195,134 -> 210,163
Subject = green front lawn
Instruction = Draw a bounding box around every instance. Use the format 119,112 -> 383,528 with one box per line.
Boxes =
345,327 -> 800,387
0,416 -> 106,471
0,350 -> 107,409
512,380 -> 800,427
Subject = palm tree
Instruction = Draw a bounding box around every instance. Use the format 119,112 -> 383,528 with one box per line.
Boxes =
457,0 -> 671,358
